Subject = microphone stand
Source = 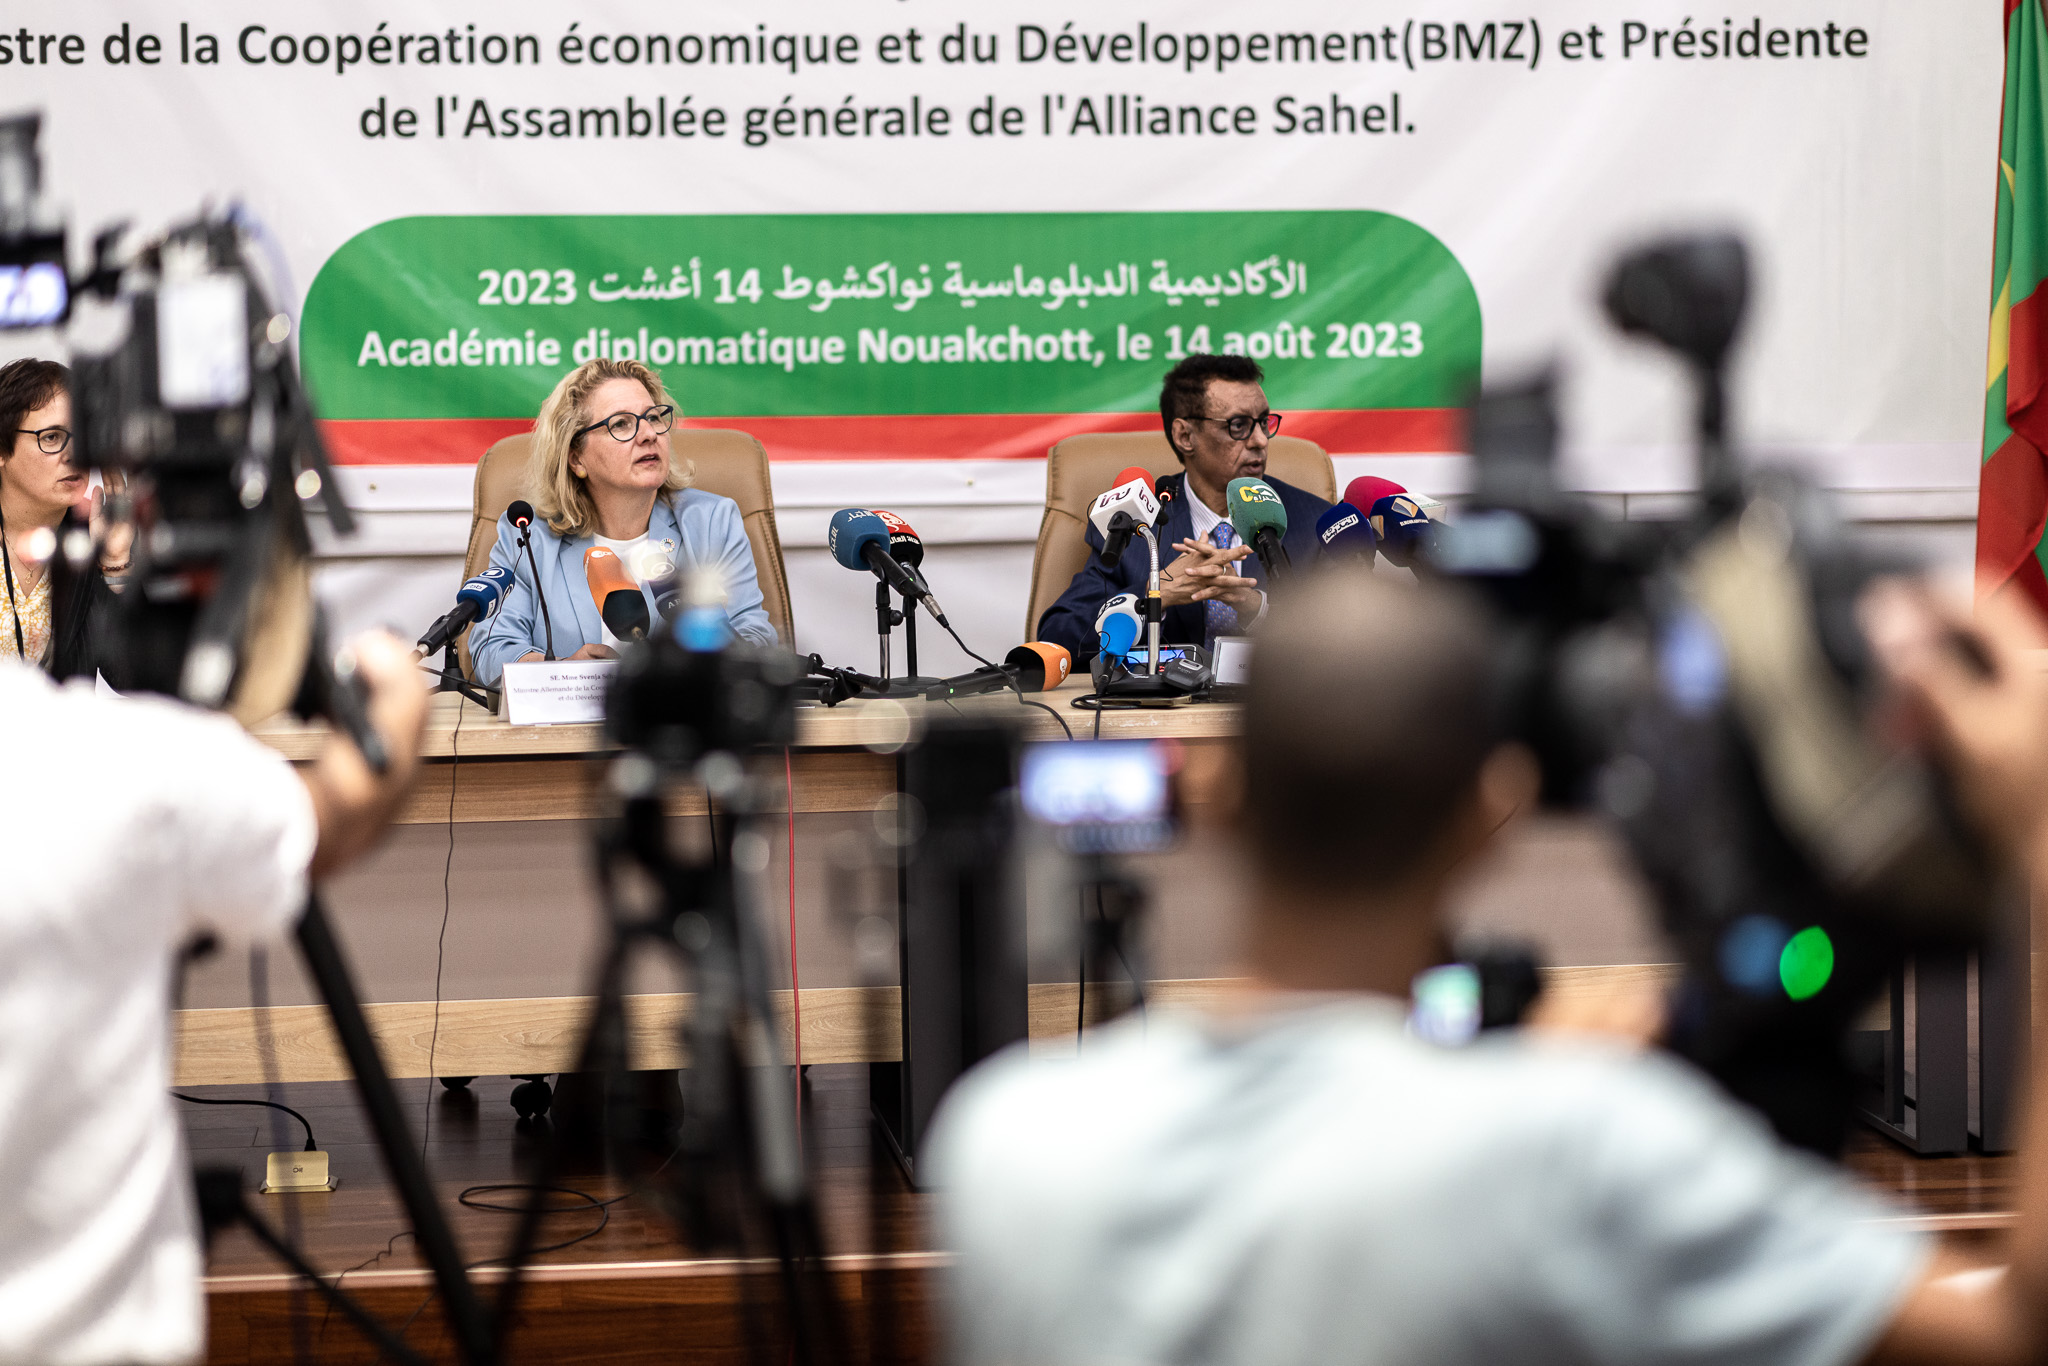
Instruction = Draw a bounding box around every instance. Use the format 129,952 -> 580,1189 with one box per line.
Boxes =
517,523 -> 557,661
875,579 -> 900,680
871,574 -> 941,699
429,639 -> 498,711
1140,526 -> 1162,677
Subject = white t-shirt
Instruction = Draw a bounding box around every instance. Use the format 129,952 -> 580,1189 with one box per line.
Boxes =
591,531 -> 674,647
927,996 -> 1928,1366
0,663 -> 318,1366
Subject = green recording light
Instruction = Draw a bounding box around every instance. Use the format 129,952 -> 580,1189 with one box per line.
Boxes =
1778,926 -> 1834,1001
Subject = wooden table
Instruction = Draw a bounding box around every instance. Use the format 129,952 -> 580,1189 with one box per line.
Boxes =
247,678 -> 1238,825
173,681 -> 1243,1085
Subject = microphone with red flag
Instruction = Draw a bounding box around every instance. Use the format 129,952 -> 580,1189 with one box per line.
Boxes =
873,508 -> 924,569
1088,466 -> 1161,568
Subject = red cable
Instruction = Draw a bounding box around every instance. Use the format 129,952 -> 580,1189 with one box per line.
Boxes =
785,747 -> 802,1128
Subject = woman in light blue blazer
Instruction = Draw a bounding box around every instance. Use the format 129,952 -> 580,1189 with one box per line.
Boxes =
467,357 -> 777,686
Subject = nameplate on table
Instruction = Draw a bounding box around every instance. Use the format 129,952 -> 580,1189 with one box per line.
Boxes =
500,660 -> 617,726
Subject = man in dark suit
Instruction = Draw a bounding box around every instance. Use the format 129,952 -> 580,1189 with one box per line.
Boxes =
1037,354 -> 1332,662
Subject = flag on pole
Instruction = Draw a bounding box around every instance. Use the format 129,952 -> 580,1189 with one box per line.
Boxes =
1979,0 -> 2048,610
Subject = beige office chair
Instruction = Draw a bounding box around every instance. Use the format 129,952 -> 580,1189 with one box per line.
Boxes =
1024,433 -> 1336,640
455,428 -> 794,676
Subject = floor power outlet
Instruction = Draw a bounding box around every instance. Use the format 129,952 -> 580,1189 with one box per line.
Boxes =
260,1150 -> 336,1194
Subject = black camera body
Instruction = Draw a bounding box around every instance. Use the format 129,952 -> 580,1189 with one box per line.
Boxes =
604,631 -> 805,765
1435,237 -> 1995,1153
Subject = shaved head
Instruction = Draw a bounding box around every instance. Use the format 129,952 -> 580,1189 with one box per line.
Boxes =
1243,568 -> 1500,894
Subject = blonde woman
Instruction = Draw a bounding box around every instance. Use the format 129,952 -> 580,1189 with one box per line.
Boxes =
467,358 -> 775,684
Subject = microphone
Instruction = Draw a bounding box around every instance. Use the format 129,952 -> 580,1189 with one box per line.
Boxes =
1095,592 -> 1143,659
1342,476 -> 1407,514
1226,477 -> 1291,578
1151,473 -> 1177,526
585,546 -> 650,643
504,499 -> 556,660
873,509 -> 924,568
1314,501 -> 1378,561
1087,466 -> 1162,568
924,642 -> 1073,700
828,508 -> 949,624
1370,493 -> 1440,569
415,565 -> 514,658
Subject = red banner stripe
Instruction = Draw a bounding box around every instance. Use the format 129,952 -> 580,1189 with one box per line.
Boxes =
317,408 -> 1463,467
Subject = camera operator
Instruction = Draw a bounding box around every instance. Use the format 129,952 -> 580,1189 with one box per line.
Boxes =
0,358 -> 133,677
0,631 -> 426,1365
930,566 -> 2048,1366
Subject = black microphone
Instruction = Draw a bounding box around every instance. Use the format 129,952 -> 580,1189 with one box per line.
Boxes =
924,643 -> 1074,700
415,566 -> 514,659
505,499 -> 557,661
1152,473 -> 1177,526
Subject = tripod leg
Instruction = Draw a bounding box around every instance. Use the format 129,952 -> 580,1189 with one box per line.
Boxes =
295,894 -> 494,1366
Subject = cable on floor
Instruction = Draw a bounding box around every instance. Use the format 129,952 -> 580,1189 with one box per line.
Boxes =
171,1093 -> 316,1151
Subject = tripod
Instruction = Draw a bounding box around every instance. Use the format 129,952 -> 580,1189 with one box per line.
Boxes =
487,750 -> 846,1365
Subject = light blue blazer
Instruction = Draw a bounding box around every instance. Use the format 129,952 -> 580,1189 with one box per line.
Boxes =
467,488 -> 777,685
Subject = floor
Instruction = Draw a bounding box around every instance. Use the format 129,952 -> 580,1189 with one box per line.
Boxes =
190,1062 -> 2016,1363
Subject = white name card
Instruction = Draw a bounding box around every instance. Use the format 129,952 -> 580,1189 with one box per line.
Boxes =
1212,636 -> 1254,687
500,659 -> 617,726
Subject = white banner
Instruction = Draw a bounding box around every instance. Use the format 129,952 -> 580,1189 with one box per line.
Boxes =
0,1 -> 1999,664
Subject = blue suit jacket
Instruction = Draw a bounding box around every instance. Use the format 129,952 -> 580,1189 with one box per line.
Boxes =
467,488 -> 777,685
1035,472 -> 1332,661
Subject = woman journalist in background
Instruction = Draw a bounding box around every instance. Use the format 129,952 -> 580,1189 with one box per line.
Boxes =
0,358 -> 132,677
467,357 -> 776,685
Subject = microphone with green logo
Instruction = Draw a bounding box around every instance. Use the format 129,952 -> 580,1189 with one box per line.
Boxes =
1225,476 -> 1291,579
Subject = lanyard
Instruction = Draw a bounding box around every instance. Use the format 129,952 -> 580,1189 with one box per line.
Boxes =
0,502 -> 24,662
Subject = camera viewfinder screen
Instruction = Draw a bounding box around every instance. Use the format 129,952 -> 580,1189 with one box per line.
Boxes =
1019,740 -> 1173,852
0,234 -> 69,330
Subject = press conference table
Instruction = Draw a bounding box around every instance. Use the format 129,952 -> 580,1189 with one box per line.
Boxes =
247,675 -> 1240,824
171,679 -> 1242,1086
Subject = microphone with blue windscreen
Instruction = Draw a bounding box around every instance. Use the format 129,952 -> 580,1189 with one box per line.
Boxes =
1370,493 -> 1440,568
415,565 -> 513,657
1314,501 -> 1378,562
1094,592 -> 1143,659
829,507 -> 946,623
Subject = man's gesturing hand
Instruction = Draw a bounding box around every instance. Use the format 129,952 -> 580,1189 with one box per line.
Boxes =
1160,539 -> 1261,615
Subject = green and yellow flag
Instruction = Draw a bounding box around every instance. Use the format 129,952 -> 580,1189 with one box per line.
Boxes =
1980,0 -> 2048,610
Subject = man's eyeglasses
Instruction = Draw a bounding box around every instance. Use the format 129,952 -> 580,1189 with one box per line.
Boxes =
15,425 -> 71,455
1192,412 -> 1282,442
575,404 -> 675,445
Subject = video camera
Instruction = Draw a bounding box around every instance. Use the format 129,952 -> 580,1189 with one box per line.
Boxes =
0,111 -> 373,754
1433,232 -> 1998,1154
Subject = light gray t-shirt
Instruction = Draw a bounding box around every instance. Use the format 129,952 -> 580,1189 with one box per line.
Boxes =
926,996 -> 1927,1366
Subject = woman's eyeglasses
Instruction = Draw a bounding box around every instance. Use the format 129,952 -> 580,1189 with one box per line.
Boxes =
15,425 -> 71,455
575,405 -> 675,445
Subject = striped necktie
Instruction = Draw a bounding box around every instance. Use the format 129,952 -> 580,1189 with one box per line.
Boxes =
1205,522 -> 1239,644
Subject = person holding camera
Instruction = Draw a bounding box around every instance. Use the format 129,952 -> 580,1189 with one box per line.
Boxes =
931,567 -> 2048,1366
466,357 -> 776,682
0,358 -> 134,676
0,632 -> 427,1365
